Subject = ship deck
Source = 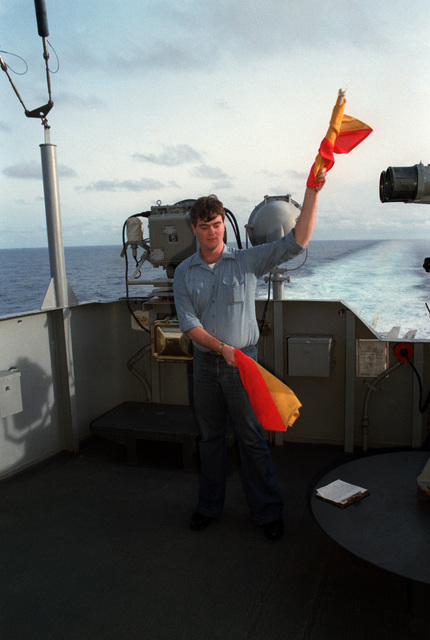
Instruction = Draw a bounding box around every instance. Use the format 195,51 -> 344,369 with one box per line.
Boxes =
1,437 -> 430,640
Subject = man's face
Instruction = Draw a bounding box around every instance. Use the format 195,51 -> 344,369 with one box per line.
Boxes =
192,215 -> 225,253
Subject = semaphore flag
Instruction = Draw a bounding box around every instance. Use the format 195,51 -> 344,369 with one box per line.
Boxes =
307,89 -> 373,188
234,348 -> 301,432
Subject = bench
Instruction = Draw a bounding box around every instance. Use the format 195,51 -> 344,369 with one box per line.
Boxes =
90,402 -> 200,470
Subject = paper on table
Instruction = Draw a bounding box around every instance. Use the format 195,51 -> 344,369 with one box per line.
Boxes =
316,479 -> 368,505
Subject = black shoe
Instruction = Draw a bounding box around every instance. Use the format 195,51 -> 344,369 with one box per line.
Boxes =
190,512 -> 212,531
263,518 -> 284,540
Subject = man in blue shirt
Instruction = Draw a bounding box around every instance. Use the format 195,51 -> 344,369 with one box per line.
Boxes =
173,170 -> 326,539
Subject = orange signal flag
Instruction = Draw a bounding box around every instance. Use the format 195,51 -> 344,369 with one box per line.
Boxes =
307,89 -> 373,188
234,348 -> 301,432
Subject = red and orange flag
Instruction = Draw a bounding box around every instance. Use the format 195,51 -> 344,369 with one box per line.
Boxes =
235,349 -> 301,432
307,89 -> 373,188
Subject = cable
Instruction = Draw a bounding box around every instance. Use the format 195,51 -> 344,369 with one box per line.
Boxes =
286,247 -> 309,272
258,274 -> 272,334
127,345 -> 152,401
45,40 -> 59,73
362,359 -> 404,451
403,354 -> 430,413
257,248 -> 309,334
224,208 -> 242,249
0,50 -> 28,75
0,51 -> 29,113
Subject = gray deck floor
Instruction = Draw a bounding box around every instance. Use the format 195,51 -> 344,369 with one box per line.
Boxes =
1,438 -> 429,640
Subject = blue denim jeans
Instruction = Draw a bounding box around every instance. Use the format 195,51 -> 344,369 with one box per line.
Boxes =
193,346 -> 284,524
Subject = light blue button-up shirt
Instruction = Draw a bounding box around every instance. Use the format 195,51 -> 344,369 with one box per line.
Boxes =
173,230 -> 304,352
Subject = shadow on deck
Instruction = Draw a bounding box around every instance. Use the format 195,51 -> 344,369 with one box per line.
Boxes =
1,437 -> 429,640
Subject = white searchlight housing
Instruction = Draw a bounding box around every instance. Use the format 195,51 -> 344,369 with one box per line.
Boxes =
246,195 -> 301,246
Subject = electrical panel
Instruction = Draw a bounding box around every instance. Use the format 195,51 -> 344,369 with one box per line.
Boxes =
0,370 -> 23,419
148,206 -> 196,274
287,335 -> 334,377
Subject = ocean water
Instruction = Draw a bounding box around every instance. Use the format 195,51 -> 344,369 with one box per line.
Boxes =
1,240 -> 430,339
270,238 -> 430,340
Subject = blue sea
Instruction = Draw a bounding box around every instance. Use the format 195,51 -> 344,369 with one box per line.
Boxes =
1,240 -> 430,339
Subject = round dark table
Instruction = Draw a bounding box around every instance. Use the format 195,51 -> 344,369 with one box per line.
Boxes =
311,451 -> 430,585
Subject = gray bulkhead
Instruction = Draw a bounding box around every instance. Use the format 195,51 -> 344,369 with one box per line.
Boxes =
0,298 -> 428,479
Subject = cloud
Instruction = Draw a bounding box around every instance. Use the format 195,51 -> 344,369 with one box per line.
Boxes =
214,100 -> 235,112
81,177 -> 164,192
58,165 -> 79,178
3,162 -> 77,179
194,0 -> 394,58
191,164 -> 231,180
59,1 -> 405,83
0,120 -> 11,132
3,162 -> 41,179
102,42 -> 211,75
133,144 -> 203,166
61,219 -> 123,237
286,169 -> 309,182
213,180 -> 234,190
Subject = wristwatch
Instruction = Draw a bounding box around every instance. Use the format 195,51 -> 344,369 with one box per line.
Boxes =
216,342 -> 225,355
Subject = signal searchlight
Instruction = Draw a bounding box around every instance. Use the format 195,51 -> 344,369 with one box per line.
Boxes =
380,163 -> 430,204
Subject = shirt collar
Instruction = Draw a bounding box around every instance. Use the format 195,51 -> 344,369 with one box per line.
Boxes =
189,244 -> 235,268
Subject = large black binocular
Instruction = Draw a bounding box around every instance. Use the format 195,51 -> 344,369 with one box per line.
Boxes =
380,163 -> 430,204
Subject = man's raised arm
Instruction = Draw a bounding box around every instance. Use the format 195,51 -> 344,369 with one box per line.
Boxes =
293,168 -> 326,247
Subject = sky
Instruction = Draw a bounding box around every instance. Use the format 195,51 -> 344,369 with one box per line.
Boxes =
1,0 -> 430,248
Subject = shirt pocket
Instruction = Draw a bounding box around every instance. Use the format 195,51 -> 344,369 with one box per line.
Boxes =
187,277 -> 208,309
222,274 -> 245,304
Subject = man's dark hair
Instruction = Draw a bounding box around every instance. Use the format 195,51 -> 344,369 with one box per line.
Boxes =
190,195 -> 225,227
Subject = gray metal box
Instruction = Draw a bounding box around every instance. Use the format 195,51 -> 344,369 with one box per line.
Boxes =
148,211 -> 196,269
0,370 -> 23,418
287,335 -> 334,377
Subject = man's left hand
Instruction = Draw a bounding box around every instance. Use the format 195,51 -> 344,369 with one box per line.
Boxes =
222,344 -> 237,367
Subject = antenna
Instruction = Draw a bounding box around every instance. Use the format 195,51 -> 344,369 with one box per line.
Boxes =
1,0 -> 78,309
0,0 -> 54,132
26,0 -> 54,131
